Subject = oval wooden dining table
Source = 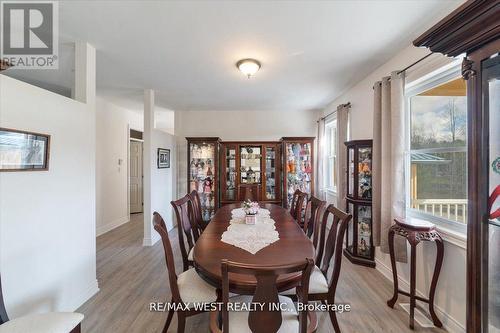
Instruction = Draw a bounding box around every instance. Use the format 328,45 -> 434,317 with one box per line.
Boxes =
193,203 -> 315,294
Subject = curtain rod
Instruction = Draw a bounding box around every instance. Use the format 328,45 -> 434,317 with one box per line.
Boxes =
318,102 -> 351,122
397,52 -> 434,75
372,52 -> 434,89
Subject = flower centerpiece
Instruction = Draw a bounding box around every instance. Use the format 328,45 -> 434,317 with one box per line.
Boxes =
242,199 -> 259,225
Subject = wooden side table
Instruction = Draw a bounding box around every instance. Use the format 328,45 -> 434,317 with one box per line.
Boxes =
387,217 -> 444,329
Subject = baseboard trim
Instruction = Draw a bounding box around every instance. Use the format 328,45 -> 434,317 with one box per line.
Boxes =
142,232 -> 160,247
375,257 -> 465,333
73,279 -> 99,312
96,216 -> 129,237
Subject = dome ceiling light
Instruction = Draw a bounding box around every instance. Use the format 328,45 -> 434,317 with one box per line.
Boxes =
236,58 -> 261,78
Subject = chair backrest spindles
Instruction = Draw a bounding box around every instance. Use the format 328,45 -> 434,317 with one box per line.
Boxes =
303,195 -> 326,238
290,190 -> 307,225
171,195 -> 199,270
316,204 -> 352,298
188,190 -> 206,231
153,212 -> 181,303
220,259 -> 314,333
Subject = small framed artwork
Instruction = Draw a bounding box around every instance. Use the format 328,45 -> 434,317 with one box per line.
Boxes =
0,128 -> 51,171
157,148 -> 170,168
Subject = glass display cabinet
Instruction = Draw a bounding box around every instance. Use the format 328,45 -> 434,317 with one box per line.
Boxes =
344,139 -> 375,267
220,142 -> 281,205
186,137 -> 220,222
282,137 -> 315,208
413,2 -> 499,330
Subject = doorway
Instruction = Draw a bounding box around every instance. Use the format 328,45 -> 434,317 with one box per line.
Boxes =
129,138 -> 143,214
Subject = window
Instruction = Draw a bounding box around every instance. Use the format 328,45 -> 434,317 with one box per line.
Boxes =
406,63 -> 467,232
325,118 -> 337,192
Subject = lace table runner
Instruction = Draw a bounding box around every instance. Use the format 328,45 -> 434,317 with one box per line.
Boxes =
230,207 -> 271,218
220,208 -> 279,254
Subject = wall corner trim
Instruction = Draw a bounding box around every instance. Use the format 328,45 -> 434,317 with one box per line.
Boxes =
73,279 -> 99,312
142,233 -> 160,247
96,216 -> 130,237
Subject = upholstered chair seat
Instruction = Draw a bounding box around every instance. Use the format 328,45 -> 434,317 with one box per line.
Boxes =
177,268 -> 218,305
281,265 -> 329,295
223,295 -> 299,333
0,312 -> 83,333
188,247 -> 194,261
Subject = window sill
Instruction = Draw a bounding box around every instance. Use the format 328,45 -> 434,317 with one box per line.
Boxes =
325,188 -> 337,195
435,225 -> 466,249
406,210 -> 467,249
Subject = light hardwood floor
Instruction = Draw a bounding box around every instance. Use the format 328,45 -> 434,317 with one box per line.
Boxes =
78,213 -> 445,333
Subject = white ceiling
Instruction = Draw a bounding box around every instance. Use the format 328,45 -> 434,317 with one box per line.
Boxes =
5,0 -> 462,112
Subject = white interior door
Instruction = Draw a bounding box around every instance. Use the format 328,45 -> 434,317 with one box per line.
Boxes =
130,140 -> 143,213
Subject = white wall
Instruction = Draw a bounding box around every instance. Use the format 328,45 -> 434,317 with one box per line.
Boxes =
0,75 -> 99,317
151,130 -> 177,232
323,44 -> 466,332
95,97 -> 143,236
143,128 -> 177,245
174,109 -> 319,196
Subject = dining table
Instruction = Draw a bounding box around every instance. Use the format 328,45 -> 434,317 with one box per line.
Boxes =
193,203 -> 315,294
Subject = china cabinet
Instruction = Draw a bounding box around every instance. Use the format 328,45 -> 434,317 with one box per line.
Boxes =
186,137 -> 220,222
220,142 -> 282,205
343,140 -> 375,267
281,137 -> 315,208
413,1 -> 500,331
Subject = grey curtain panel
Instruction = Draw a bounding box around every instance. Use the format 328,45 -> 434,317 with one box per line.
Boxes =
316,118 -> 326,200
336,103 -> 349,210
372,71 -> 407,263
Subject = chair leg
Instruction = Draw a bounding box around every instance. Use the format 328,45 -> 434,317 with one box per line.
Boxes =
177,312 -> 186,333
328,309 -> 341,333
162,307 -> 174,333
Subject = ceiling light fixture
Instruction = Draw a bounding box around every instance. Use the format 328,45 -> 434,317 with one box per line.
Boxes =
236,58 -> 261,78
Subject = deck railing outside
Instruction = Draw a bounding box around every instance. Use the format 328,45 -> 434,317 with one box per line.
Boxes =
411,199 -> 468,223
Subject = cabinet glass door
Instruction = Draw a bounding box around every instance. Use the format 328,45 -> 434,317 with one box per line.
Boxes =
348,147 -> 354,197
358,147 -> 372,199
225,147 -> 237,201
189,142 -> 216,221
346,201 -> 354,252
285,142 -> 313,207
240,146 -> 261,184
485,56 -> 500,332
357,205 -> 372,258
265,147 -> 277,200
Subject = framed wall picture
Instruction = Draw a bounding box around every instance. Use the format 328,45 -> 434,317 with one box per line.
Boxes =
157,148 -> 170,168
0,128 -> 50,172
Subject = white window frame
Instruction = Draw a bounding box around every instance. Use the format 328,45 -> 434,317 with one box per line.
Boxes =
405,59 -> 467,236
324,115 -> 338,194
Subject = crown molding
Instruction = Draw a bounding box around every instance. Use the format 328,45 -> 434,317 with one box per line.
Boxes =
413,0 -> 500,57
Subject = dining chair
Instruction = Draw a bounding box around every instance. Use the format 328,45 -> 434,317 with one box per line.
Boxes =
188,190 -> 207,232
290,190 -> 308,227
303,196 -> 327,239
282,204 -> 352,333
209,258 -> 317,333
0,273 -> 83,333
153,212 -> 218,333
171,194 -> 200,272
